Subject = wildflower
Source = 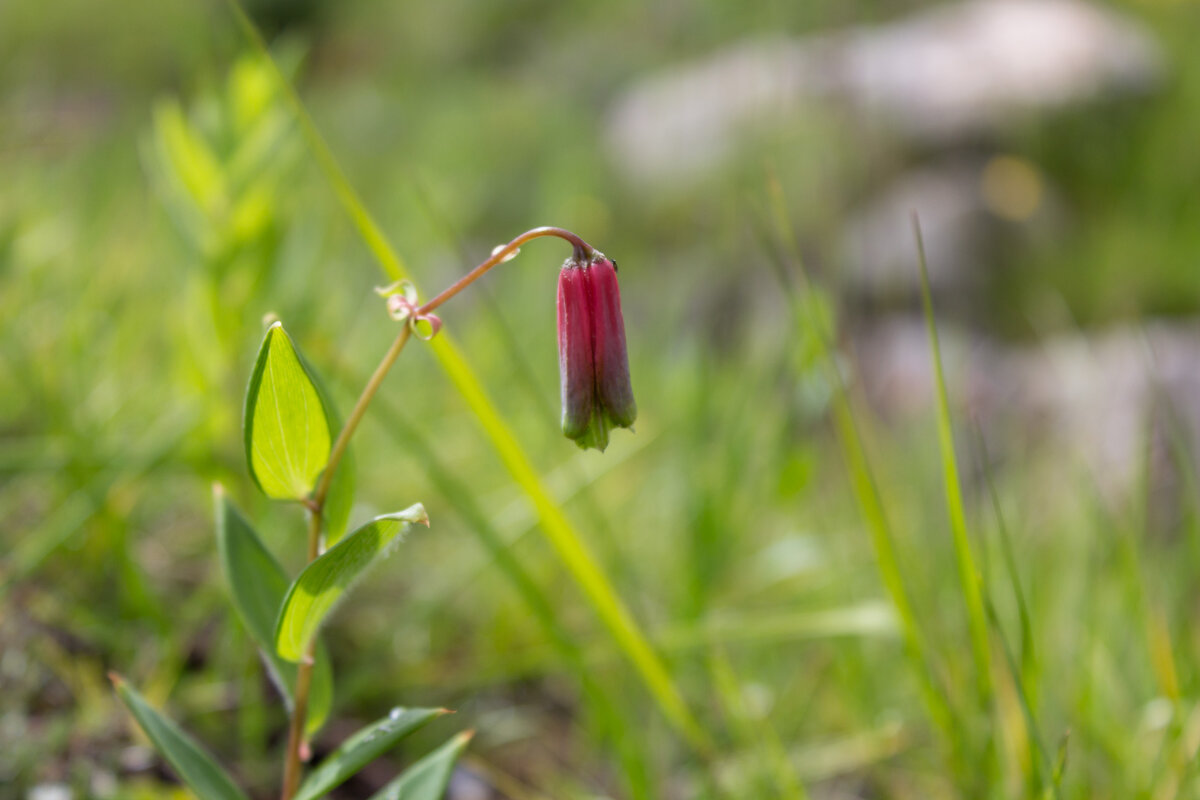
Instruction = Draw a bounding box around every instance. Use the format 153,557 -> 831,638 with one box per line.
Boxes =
557,253 -> 636,451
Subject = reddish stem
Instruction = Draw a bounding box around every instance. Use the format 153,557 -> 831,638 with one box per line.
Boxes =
417,227 -> 593,316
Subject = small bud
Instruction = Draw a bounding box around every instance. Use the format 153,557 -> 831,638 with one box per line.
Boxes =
378,280 -> 441,338
557,253 -> 636,451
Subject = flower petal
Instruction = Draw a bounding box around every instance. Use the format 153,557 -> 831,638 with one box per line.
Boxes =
587,258 -> 637,429
557,262 -> 596,442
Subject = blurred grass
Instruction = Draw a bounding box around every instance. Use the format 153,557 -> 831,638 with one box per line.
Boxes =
5,0 -> 1200,798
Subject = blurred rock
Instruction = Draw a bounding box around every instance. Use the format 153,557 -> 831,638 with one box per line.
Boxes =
853,317 -> 1200,498
826,0 -> 1161,142
854,316 -> 995,424
448,767 -> 493,800
28,785 -> 71,800
839,155 -> 1060,302
88,771 -> 117,799
607,0 -> 1161,181
841,159 -> 991,298
1017,322 -> 1200,500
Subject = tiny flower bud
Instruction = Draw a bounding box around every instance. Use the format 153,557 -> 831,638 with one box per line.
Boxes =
556,253 -> 636,451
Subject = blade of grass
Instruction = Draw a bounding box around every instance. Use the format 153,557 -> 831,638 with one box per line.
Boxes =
760,178 -> 959,758
986,599 -> 1061,800
429,332 -> 710,751
974,427 -> 1037,698
911,216 -> 993,714
973,444 -> 1059,797
226,0 -> 710,755
973,427 -> 1045,794
416,432 -> 651,613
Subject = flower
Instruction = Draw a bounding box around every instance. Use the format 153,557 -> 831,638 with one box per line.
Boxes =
557,253 -> 636,451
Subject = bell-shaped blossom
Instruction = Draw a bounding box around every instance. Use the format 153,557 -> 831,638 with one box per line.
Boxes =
557,254 -> 636,451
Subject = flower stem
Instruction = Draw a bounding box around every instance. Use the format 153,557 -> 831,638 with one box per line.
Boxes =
279,324 -> 413,800
278,508 -> 320,800
316,325 -> 413,509
418,227 -> 594,316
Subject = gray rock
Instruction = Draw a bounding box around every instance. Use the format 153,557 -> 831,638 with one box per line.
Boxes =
607,0 -> 1161,182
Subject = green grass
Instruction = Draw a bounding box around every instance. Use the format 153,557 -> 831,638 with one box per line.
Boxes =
6,1 -> 1200,797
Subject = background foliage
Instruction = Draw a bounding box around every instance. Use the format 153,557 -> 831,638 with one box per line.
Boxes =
4,0 -> 1200,798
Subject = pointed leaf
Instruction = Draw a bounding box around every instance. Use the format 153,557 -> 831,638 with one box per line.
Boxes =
213,486 -> 332,735
294,343 -> 356,546
367,731 -> 474,800
275,504 -> 429,662
110,675 -> 249,800
293,707 -> 449,800
243,322 -> 331,500
323,445 -> 356,546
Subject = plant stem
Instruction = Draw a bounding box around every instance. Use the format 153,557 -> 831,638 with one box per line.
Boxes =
316,325 -> 413,509
279,325 -> 413,800
418,227 -> 593,316
279,509 -> 321,800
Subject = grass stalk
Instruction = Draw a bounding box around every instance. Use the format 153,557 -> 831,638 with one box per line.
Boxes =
911,218 -> 994,710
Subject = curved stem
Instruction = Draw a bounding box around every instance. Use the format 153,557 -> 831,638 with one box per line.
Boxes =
280,325 -> 414,800
418,227 -> 594,316
315,325 -> 413,509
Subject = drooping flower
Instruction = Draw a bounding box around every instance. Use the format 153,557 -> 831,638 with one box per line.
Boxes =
557,253 -> 636,451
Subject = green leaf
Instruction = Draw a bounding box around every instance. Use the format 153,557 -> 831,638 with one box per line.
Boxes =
110,674 -> 249,800
213,486 -> 332,736
243,321 -> 331,500
292,338 -> 356,546
323,442 -> 355,546
293,707 -> 449,800
275,504 -> 429,662
367,731 -> 474,800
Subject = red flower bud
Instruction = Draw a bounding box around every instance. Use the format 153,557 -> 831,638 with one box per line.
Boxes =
557,254 -> 636,451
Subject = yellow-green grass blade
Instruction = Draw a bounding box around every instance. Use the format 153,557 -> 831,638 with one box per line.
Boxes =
975,426 -> 1039,707
912,217 -> 993,711
827,392 -> 960,748
226,0 -> 709,755
428,332 -> 711,752
986,584 -> 1060,799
